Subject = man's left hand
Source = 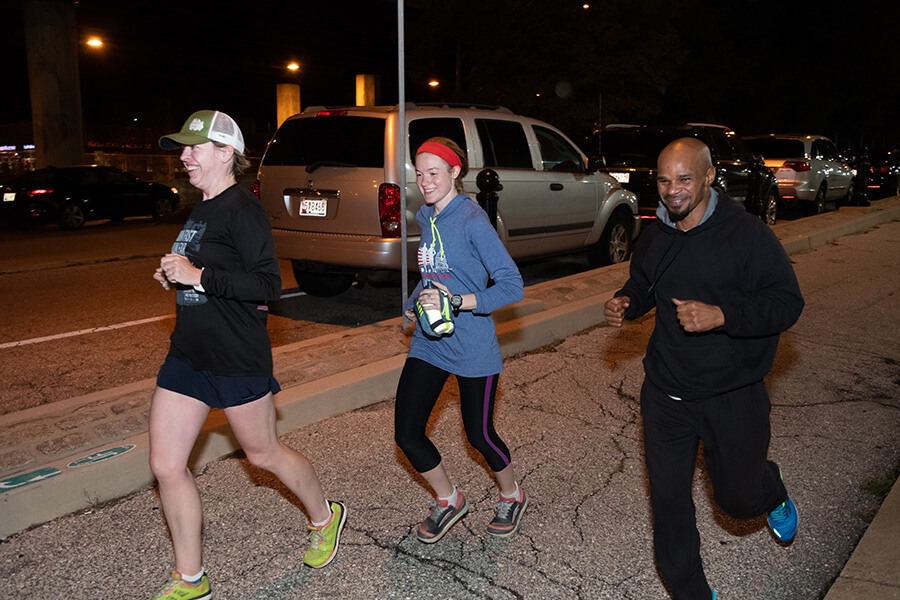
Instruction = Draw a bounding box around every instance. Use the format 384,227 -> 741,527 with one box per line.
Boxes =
672,298 -> 724,332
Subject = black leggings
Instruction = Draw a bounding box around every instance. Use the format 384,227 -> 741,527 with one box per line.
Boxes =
394,357 -> 512,473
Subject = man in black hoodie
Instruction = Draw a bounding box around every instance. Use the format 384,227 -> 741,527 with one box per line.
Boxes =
605,138 -> 804,600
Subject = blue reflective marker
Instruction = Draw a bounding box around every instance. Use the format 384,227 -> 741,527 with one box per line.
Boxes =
67,445 -> 136,468
0,467 -> 62,492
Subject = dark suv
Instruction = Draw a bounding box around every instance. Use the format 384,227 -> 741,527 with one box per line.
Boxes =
595,124 -> 779,226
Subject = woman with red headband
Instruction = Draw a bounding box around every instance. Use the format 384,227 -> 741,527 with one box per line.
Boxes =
395,137 -> 528,543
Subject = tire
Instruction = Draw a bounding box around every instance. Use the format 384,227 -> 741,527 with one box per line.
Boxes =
841,181 -> 855,207
153,196 -> 177,220
808,184 -> 827,216
588,213 -> 633,268
291,261 -> 355,296
61,204 -> 85,229
761,188 -> 778,226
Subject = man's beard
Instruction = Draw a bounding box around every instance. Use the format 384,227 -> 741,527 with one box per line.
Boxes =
664,196 -> 698,222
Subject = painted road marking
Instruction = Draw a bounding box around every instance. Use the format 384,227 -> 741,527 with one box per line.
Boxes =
67,445 -> 136,468
0,468 -> 62,491
0,315 -> 175,349
0,291 -> 302,350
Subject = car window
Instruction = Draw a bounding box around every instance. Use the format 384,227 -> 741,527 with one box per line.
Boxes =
707,133 -> 734,161
475,119 -> 533,169
822,140 -> 839,161
533,125 -> 584,172
101,169 -> 135,184
408,118 -> 467,161
71,169 -> 101,185
728,137 -> 755,162
262,115 -> 385,168
811,140 -> 824,160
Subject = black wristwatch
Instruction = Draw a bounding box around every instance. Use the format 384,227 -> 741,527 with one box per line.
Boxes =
450,294 -> 463,315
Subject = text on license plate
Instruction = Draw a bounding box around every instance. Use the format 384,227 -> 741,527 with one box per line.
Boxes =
299,198 -> 327,217
609,172 -> 630,184
3,192 -> 15,203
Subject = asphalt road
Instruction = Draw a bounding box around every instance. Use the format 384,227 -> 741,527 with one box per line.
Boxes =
0,217 -> 897,599
0,217 -> 598,413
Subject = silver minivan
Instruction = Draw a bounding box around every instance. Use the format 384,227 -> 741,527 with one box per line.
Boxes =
255,103 -> 638,296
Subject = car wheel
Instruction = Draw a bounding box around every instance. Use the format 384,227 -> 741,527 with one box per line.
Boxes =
153,196 -> 177,219
61,204 -> 85,229
842,181 -> 855,207
588,213 -> 633,268
761,189 -> 778,226
808,184 -> 827,216
291,261 -> 355,296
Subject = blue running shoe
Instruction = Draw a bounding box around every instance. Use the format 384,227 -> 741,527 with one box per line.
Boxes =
767,495 -> 798,543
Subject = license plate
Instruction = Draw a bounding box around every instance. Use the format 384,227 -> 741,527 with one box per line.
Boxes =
3,192 -> 14,203
609,172 -> 630,184
299,198 -> 327,217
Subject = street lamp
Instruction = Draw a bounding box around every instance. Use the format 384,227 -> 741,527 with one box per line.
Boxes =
86,37 -> 103,48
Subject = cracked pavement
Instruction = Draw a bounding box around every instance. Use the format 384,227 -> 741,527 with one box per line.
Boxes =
1,220 -> 898,599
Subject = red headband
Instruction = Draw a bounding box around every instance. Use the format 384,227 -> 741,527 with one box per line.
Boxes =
416,141 -> 462,169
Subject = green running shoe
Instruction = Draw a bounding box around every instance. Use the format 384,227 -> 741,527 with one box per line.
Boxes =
303,500 -> 347,569
148,571 -> 211,600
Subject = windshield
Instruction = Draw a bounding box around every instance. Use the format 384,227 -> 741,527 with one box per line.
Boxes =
263,115 -> 385,168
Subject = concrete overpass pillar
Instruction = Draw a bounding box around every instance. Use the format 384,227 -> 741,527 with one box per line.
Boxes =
23,0 -> 85,168
356,74 -> 377,107
277,84 -> 301,128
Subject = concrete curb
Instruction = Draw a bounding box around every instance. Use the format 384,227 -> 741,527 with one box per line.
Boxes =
2,198 -> 899,545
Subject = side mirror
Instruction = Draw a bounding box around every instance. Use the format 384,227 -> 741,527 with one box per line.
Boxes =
587,155 -> 605,173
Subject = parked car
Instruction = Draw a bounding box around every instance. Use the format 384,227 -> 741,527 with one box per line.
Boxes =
595,123 -> 779,226
1,165 -> 178,229
844,147 -> 900,200
742,134 -> 854,214
254,103 -> 639,296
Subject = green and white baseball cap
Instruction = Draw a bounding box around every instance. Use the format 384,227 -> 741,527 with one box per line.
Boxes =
159,110 -> 245,154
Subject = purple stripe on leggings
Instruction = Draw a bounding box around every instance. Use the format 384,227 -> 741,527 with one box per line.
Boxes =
483,374 -> 510,467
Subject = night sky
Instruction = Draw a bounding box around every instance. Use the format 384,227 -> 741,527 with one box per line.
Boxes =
3,0 -> 900,152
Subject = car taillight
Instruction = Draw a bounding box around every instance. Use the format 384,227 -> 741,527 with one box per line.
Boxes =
250,179 -> 260,199
316,110 -> 348,117
378,183 -> 401,236
29,188 -> 52,196
873,166 -> 890,174
781,160 -> 811,172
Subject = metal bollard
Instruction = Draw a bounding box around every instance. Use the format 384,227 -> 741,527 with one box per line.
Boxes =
476,168 -> 500,230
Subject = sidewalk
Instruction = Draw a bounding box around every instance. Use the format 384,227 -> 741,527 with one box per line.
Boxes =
1,198 -> 898,599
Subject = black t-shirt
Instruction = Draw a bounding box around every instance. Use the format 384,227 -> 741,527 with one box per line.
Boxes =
167,184 -> 281,377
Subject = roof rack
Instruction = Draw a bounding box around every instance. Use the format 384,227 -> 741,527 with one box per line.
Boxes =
409,102 -> 513,113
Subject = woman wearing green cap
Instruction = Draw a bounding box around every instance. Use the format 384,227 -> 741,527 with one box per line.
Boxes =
147,110 -> 346,600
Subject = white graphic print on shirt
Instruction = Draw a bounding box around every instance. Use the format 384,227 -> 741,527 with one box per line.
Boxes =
418,240 -> 450,276
172,219 -> 208,307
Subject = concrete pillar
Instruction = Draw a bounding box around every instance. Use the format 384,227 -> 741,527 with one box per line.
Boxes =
356,74 -> 377,107
23,0 -> 85,168
277,84 -> 301,127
